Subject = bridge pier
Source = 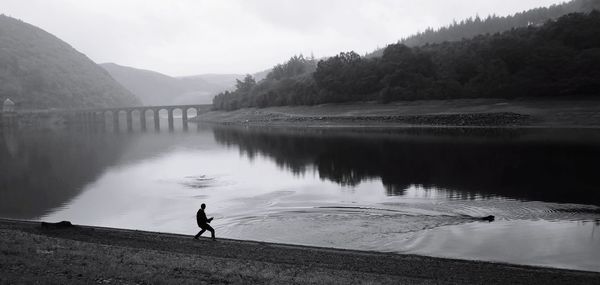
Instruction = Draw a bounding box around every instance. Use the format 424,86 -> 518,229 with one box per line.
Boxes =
140,110 -> 147,132
167,109 -> 174,131
126,110 -> 133,132
154,109 -> 160,131
182,109 -> 188,131
113,111 -> 120,133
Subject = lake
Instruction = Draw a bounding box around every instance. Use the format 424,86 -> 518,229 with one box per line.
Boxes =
1,123 -> 599,272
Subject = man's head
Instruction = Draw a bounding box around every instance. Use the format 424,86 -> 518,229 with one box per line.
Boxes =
201,203 -> 206,209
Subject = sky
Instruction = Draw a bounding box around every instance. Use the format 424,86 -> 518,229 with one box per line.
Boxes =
1,0 -> 566,76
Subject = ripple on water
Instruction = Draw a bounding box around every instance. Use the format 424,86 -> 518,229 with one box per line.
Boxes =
220,206 -> 477,249
381,198 -> 600,222
180,175 -> 215,189
218,195 -> 600,255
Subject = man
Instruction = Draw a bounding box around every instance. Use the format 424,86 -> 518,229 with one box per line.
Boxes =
194,203 -> 216,240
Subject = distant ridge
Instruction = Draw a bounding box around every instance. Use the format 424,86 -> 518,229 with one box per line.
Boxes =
0,15 -> 140,109
101,63 -> 238,105
100,63 -> 186,106
102,63 -> 270,105
367,0 -> 600,57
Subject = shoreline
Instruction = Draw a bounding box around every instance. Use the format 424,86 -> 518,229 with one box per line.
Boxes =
193,98 -> 600,128
1,219 -> 598,284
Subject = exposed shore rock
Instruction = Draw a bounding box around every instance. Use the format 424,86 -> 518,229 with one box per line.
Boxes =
194,98 -> 600,128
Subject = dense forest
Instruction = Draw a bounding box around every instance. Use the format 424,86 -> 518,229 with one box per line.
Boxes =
0,15 -> 140,109
213,11 -> 600,110
370,0 -> 600,55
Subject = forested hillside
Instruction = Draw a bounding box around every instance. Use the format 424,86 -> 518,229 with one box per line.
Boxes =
213,55 -> 317,109
368,0 -> 600,56
213,12 -> 600,110
0,15 -> 140,109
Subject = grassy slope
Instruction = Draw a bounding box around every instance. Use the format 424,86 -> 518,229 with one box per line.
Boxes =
1,219 -> 598,284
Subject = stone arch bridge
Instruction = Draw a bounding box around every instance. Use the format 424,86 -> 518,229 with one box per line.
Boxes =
65,104 -> 212,131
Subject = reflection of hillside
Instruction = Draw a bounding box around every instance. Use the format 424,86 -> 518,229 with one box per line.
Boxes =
0,130 -> 133,219
213,127 -> 600,205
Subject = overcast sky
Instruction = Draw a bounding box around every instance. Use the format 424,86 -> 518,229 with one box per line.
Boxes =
2,0 -> 566,76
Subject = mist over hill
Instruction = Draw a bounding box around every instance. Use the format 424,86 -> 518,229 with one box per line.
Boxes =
214,11 -> 600,110
102,63 -> 270,105
101,63 -> 186,105
0,15 -> 140,109
176,74 -> 243,105
368,0 -> 600,57
101,63 -> 237,105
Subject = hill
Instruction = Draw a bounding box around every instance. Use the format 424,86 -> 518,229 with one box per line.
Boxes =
213,12 -> 600,110
101,63 -> 236,105
100,63 -> 185,105
102,63 -> 271,105
367,0 -> 600,57
0,15 -> 140,109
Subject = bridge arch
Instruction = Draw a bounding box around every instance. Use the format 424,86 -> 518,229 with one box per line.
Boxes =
115,109 -> 129,132
183,107 -> 198,118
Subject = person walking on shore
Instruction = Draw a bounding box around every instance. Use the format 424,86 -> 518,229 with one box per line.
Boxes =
194,203 -> 216,240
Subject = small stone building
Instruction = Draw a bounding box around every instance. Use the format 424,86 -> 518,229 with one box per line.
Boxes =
3,98 -> 15,113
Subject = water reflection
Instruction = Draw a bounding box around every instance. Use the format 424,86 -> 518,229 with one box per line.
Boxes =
0,130 -> 133,219
213,127 -> 600,205
1,126 -> 599,271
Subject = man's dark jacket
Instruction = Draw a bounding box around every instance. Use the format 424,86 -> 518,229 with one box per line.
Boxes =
196,209 -> 210,227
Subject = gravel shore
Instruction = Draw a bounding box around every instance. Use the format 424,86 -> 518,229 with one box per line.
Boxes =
1,219 -> 598,284
194,98 -> 600,128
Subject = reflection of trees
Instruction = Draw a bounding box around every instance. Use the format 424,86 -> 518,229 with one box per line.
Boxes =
213,127 -> 600,205
0,130 -> 133,219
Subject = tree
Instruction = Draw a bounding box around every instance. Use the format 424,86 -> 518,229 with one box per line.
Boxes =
235,74 -> 256,93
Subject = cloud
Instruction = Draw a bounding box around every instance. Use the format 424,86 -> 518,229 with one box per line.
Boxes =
1,0 -> 565,76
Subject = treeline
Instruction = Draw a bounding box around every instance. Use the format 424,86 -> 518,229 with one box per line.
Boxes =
213,55 -> 318,110
213,12 -> 600,110
369,0 -> 600,56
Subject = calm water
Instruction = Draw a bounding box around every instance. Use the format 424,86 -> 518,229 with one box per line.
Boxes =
1,123 -> 599,272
